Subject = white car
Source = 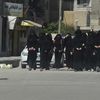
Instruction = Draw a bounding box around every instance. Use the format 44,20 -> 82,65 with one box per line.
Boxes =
20,46 -> 55,68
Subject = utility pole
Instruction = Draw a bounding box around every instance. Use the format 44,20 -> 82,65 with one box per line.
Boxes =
58,0 -> 62,34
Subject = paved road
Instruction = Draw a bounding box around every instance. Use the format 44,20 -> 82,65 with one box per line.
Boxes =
0,68 -> 100,100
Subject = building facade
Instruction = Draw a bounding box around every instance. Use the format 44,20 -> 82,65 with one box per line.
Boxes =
1,0 -> 100,56
0,0 -> 9,56
91,0 -> 100,29
63,0 -> 100,31
47,0 -> 74,22
0,0 -> 24,56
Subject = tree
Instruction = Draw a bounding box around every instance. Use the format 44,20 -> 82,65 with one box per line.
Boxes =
42,22 -> 74,35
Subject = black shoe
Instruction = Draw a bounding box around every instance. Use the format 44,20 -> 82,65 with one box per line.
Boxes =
29,68 -> 32,71
33,68 -> 36,70
40,68 -> 43,71
46,68 -> 50,70
96,66 -> 100,72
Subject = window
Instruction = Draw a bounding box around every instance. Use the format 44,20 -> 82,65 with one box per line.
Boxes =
77,0 -> 89,5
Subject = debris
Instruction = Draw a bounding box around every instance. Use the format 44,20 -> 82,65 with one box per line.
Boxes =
0,64 -> 13,69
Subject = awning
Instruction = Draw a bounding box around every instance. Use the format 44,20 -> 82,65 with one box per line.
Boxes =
21,20 -> 42,28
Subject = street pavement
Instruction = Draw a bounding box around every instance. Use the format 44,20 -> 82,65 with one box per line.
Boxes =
0,67 -> 100,100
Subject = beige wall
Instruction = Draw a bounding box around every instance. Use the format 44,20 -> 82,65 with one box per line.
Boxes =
74,11 -> 88,26
63,11 -> 88,28
63,11 -> 74,26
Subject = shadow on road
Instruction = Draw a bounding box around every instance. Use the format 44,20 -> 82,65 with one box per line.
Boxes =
0,78 -> 8,80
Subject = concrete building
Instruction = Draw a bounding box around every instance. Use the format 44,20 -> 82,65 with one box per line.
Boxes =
0,0 -> 9,56
0,0 -> 24,56
91,0 -> 100,30
1,0 -> 100,56
47,0 -> 74,22
63,0 -> 100,31
63,0 -> 91,30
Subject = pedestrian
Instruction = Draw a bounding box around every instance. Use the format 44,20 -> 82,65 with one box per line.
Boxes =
54,34 -> 64,69
63,33 -> 73,69
39,32 -> 47,70
39,33 -> 53,70
82,32 -> 88,70
46,33 -> 54,69
85,30 -> 96,71
27,30 -> 39,71
94,30 -> 100,71
73,28 -> 84,71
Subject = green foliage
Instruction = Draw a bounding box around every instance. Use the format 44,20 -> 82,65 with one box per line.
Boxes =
61,23 -> 74,35
42,22 -> 58,33
42,22 -> 74,35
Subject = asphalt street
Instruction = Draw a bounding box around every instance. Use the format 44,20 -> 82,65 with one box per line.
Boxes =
0,67 -> 100,100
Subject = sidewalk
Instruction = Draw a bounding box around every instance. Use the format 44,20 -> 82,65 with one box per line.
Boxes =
0,56 -> 21,68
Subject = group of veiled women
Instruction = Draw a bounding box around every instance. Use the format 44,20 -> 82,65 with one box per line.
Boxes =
27,28 -> 100,71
